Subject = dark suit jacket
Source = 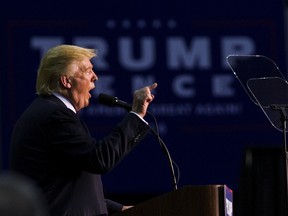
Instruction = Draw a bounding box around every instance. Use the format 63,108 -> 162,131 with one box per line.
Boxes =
10,95 -> 150,216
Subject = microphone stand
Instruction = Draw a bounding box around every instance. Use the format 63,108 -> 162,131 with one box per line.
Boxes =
130,109 -> 179,191
149,126 -> 178,191
97,93 -> 179,191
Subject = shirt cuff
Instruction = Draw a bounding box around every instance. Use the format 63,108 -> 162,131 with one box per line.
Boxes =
129,111 -> 148,125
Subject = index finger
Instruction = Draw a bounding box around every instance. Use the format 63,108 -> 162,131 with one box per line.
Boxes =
149,83 -> 158,91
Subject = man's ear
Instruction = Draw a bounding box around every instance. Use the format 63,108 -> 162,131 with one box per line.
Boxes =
60,75 -> 72,88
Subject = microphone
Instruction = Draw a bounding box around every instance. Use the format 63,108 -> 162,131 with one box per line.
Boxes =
98,93 -> 132,111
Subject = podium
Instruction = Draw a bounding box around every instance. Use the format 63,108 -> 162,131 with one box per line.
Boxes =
112,185 -> 233,216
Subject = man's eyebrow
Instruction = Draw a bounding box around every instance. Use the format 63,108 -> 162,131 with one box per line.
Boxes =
79,63 -> 93,71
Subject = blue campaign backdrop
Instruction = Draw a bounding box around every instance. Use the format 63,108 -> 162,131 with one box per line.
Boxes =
1,0 -> 287,195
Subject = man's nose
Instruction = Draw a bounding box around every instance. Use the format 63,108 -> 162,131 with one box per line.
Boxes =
92,71 -> 98,82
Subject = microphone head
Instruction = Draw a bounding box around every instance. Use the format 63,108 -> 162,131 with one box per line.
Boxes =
98,93 -> 117,106
98,93 -> 132,111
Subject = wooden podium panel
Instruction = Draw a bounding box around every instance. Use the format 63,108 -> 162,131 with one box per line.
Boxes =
113,185 -> 232,216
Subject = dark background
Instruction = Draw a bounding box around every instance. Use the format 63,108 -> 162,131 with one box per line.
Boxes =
1,0 -> 288,215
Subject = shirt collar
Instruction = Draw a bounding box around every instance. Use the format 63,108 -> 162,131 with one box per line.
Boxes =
52,92 -> 76,113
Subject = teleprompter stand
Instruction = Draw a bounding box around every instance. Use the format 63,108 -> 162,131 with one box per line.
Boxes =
227,55 -> 288,212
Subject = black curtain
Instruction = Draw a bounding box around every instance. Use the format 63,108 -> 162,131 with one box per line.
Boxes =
236,147 -> 288,216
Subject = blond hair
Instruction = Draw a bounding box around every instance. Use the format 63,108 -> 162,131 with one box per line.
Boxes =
36,45 -> 96,95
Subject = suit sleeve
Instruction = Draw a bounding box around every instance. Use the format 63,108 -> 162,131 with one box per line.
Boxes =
46,109 -> 150,174
106,199 -> 123,214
